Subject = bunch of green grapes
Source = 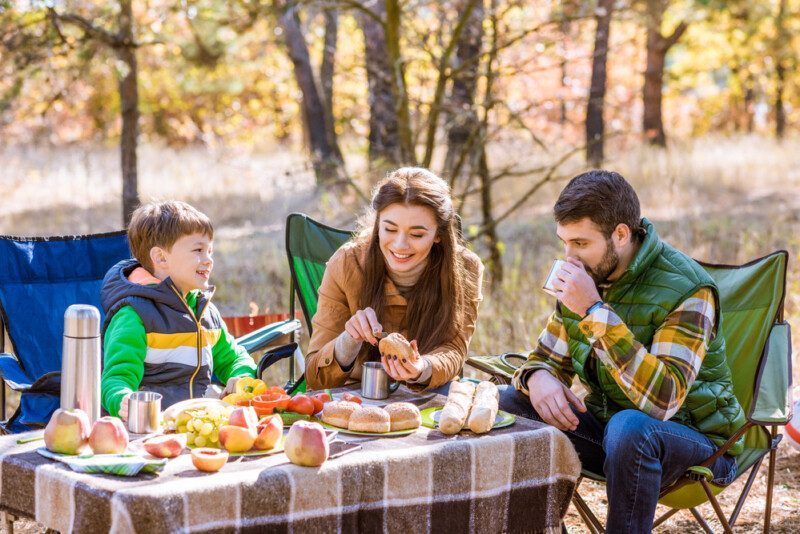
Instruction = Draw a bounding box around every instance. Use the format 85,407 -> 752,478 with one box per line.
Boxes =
175,405 -> 233,448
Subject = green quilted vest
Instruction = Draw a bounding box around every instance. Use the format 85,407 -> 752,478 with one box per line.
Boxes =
561,218 -> 745,455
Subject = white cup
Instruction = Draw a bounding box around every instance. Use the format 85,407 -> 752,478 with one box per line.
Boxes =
542,259 -> 567,297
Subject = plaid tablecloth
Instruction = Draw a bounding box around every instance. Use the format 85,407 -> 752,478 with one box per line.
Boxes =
0,388 -> 580,533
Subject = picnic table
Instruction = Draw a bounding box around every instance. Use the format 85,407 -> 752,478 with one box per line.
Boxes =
0,386 -> 580,533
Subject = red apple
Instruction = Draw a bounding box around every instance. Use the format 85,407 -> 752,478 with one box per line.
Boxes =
143,433 -> 187,458
228,406 -> 258,431
44,408 -> 91,455
89,416 -> 129,454
254,415 -> 282,450
218,424 -> 257,453
284,421 -> 329,467
191,447 -> 229,472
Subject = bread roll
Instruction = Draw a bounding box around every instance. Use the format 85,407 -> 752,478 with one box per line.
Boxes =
467,381 -> 499,434
378,332 -> 418,363
348,406 -> 391,433
384,402 -> 422,431
438,380 -> 476,435
321,400 -> 360,428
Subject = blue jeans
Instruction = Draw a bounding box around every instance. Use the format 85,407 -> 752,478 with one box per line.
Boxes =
498,385 -> 737,533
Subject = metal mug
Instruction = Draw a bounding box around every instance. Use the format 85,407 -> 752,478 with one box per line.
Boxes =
127,391 -> 162,434
361,362 -> 400,400
542,259 -> 567,298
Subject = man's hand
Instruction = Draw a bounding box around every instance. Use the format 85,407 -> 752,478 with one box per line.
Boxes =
118,393 -> 131,422
220,377 -> 241,398
527,369 -> 586,431
552,257 -> 602,316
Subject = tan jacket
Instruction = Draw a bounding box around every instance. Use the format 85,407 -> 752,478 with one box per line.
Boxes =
306,240 -> 484,390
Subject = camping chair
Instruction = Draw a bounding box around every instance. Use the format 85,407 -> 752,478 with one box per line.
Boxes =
0,232 -> 131,433
256,213 -> 352,394
568,250 -> 792,533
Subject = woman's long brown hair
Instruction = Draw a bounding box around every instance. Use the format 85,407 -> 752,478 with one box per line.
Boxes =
358,167 -> 472,354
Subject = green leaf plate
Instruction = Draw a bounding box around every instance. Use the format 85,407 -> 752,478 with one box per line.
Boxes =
419,406 -> 516,431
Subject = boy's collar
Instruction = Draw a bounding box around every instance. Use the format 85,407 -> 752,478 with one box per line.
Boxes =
127,267 -> 162,286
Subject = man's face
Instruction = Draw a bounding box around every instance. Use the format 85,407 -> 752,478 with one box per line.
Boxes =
158,233 -> 214,295
556,218 -> 619,284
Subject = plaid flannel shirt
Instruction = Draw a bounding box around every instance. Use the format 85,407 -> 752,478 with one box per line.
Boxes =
513,287 -> 716,421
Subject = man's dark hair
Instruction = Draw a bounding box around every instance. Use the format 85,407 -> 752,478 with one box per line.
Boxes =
554,170 -> 644,240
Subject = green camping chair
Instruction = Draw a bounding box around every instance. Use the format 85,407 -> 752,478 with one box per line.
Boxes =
261,213 -> 352,393
566,250 -> 792,533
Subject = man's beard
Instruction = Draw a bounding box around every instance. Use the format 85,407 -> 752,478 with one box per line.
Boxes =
585,239 -> 619,285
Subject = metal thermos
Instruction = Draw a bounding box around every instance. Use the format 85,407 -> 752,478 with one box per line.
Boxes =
60,304 -> 102,424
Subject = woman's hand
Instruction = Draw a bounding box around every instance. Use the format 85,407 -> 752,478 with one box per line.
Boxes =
344,307 -> 383,346
381,339 -> 425,381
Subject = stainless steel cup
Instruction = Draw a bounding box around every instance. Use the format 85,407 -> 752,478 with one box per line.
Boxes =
361,361 -> 400,400
127,391 -> 162,434
542,259 -> 567,297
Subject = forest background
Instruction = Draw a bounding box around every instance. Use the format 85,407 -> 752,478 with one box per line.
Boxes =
1,0 -> 799,531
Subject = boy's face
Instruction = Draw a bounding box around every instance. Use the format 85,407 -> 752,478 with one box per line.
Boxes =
152,232 -> 214,295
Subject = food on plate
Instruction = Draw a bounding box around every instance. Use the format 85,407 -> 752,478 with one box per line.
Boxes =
341,392 -> 363,404
235,377 -> 267,396
287,394 -> 316,416
438,380 -> 476,435
348,406 -> 391,433
252,391 -> 291,417
44,408 -> 91,455
466,381 -> 499,434
384,402 -> 422,431
321,400 -> 361,428
219,424 -> 257,453
228,406 -> 258,431
143,433 -> 187,458
191,447 -> 229,472
89,416 -> 129,454
163,398 -> 230,427
378,332 -> 418,363
174,403 -> 234,449
254,415 -> 282,450
313,392 -> 332,403
285,421 -> 329,467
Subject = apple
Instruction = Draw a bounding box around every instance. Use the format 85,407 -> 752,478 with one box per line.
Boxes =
218,424 -> 257,453
228,406 -> 258,431
88,416 -> 129,454
284,421 -> 329,467
44,408 -> 91,455
254,415 -> 282,451
143,433 -> 187,458
191,447 -> 229,472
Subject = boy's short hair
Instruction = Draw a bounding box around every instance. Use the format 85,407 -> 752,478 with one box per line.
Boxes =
128,201 -> 214,272
554,170 -> 645,241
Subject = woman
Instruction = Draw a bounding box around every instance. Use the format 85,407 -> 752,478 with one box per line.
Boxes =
305,167 -> 484,391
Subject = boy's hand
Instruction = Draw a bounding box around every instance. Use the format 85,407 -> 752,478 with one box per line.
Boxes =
220,377 -> 241,398
118,393 -> 131,422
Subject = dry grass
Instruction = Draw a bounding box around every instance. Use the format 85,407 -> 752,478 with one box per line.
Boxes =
1,135 -> 799,531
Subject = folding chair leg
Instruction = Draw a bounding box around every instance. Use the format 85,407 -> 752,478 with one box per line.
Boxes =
689,508 -> 714,534
652,507 -> 680,528
2,511 -> 15,534
729,456 -> 765,527
764,425 -> 779,534
571,491 -> 605,533
699,479 -> 733,534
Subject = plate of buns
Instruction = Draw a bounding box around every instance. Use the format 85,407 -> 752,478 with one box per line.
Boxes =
320,400 -> 422,436
421,380 -> 515,434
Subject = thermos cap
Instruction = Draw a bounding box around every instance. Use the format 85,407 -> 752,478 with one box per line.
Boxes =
63,304 -> 101,338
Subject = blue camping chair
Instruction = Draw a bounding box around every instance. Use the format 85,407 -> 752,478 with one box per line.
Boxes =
0,232 -> 301,434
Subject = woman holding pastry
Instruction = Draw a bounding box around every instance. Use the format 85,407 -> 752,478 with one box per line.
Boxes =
305,167 -> 484,391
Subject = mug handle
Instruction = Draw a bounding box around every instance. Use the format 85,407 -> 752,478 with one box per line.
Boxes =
389,379 -> 400,393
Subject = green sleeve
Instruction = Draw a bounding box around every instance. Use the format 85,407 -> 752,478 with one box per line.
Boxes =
212,321 -> 256,384
101,306 -> 147,417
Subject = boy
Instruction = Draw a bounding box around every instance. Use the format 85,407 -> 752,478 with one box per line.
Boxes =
100,200 -> 256,420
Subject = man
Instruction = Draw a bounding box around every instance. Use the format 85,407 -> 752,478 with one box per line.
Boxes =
499,170 -> 745,533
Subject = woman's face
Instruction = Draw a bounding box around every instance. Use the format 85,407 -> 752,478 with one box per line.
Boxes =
378,203 -> 441,273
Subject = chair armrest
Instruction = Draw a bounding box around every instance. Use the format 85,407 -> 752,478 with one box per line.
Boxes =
750,321 -> 792,425
0,353 -> 33,391
236,319 -> 302,354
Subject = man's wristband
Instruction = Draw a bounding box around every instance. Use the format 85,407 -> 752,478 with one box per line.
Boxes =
584,300 -> 604,318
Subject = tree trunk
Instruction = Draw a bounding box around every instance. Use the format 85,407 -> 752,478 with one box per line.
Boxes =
320,8 -> 341,155
642,0 -> 686,148
478,147 -> 502,291
357,1 -> 402,168
775,0 -> 787,139
384,0 -> 415,164
443,0 -> 484,181
585,0 -> 613,167
278,4 -> 342,184
117,0 -> 139,226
